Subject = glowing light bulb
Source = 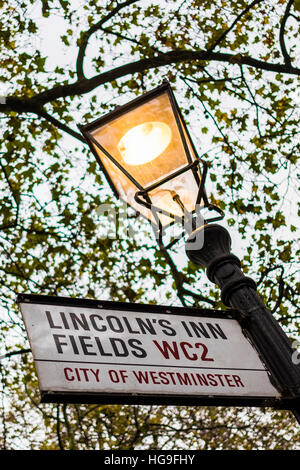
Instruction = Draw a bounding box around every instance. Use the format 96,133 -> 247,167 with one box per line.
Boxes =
118,122 -> 171,165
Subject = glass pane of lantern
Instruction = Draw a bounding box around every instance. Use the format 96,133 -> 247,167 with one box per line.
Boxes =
149,167 -> 201,227
88,88 -> 201,227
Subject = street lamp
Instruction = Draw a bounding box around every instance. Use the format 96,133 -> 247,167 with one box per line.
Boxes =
79,81 -> 300,423
78,80 -> 223,246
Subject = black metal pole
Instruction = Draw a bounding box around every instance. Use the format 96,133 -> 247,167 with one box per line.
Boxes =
185,223 -> 300,424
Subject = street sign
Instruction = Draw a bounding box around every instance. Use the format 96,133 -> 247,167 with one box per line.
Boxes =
17,294 -> 282,407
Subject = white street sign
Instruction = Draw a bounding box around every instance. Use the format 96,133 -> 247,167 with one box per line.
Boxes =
18,296 -> 280,404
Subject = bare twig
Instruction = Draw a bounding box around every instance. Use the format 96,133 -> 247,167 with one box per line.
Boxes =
158,241 -> 216,307
240,65 -> 262,137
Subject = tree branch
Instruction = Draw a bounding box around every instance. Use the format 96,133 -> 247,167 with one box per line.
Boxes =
76,0 -> 140,80
207,0 -> 264,53
182,75 -> 237,159
158,241 -> 216,307
0,158 -> 20,230
240,65 -> 262,137
279,0 -> 294,68
1,46 -> 299,145
0,348 -> 31,361
36,107 -> 86,143
0,97 -> 86,143
34,49 -> 300,105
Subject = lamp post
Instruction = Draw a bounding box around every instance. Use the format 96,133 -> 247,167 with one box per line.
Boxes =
79,80 -> 300,423
186,224 -> 300,424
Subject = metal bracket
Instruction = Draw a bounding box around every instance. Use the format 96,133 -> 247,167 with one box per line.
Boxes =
134,158 -> 224,248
